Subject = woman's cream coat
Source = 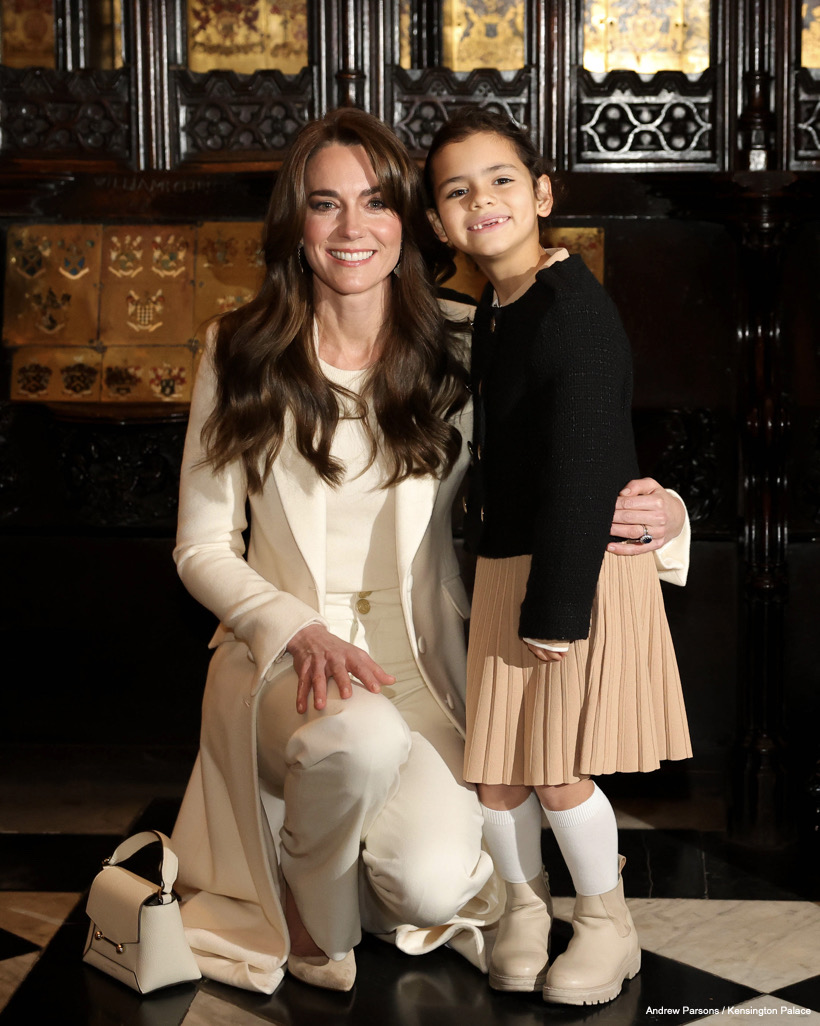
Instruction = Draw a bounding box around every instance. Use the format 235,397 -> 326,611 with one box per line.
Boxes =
170,348 -> 496,994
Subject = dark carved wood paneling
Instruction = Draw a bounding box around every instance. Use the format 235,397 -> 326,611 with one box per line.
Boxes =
634,409 -> 733,535
390,67 -> 537,156
795,69 -> 820,163
0,67 -> 132,167
54,414 -> 187,530
574,69 -> 718,169
173,68 -> 315,166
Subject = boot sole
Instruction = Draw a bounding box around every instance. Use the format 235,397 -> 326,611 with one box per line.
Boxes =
542,953 -> 641,1006
490,969 -> 549,992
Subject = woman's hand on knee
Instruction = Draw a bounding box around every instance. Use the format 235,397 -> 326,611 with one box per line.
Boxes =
606,476 -> 685,554
286,624 -> 396,714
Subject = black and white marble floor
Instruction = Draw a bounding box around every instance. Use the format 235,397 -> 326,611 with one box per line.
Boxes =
1,745 -> 818,1025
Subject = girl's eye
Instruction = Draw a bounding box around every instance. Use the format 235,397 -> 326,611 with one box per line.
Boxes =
310,200 -> 336,211
445,187 -> 468,199
494,176 -> 513,185
367,198 -> 387,210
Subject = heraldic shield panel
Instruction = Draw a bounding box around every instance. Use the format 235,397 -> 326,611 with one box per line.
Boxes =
4,220 -> 605,404
3,221 -> 271,405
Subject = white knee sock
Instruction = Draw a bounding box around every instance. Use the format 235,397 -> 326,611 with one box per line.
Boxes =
480,792 -> 543,884
541,783 -> 619,896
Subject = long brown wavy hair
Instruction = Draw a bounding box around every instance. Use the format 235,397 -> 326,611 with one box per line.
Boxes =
202,108 -> 469,492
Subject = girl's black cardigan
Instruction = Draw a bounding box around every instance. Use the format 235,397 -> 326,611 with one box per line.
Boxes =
465,254 -> 640,641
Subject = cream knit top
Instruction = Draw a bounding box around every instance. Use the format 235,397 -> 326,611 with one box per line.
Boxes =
319,357 -> 399,594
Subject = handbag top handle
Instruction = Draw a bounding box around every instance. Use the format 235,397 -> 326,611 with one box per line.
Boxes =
103,830 -> 178,904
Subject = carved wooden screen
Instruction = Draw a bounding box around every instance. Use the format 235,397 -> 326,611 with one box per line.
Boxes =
0,0 -> 131,167
389,0 -> 545,157
795,2 -> 820,165
173,0 -> 314,167
571,0 -> 719,169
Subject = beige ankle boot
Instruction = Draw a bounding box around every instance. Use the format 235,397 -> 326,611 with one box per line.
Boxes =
542,856 -> 640,1005
488,870 -> 552,992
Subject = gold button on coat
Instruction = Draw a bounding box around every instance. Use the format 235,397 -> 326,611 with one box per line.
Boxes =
356,591 -> 371,615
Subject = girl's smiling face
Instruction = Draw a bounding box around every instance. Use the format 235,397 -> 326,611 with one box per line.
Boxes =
427,131 -> 552,273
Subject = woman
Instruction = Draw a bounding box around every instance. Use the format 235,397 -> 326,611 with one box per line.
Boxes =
170,108 -> 690,996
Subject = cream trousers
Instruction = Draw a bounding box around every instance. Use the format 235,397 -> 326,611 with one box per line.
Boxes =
256,588 -> 492,960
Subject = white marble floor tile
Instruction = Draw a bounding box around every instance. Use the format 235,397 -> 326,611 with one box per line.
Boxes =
0,952 -> 39,1015
624,899 -> 820,992
183,987 -> 268,1025
0,892 -> 79,947
690,994 -> 820,1023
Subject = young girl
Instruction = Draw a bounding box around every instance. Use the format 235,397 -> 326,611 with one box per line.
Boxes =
424,108 -> 692,1006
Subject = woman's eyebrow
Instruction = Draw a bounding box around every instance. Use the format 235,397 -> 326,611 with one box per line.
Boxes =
307,185 -> 382,199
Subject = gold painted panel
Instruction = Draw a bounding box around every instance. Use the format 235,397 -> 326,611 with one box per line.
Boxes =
12,346 -> 103,402
399,0 -> 412,69
193,221 -> 265,340
99,226 -> 196,345
543,227 -> 605,284
803,3 -> 820,69
100,345 -> 193,403
583,0 -> 710,76
1,0 -> 55,68
87,0 -> 124,70
187,0 -> 308,74
442,0 -> 525,71
3,225 -> 102,346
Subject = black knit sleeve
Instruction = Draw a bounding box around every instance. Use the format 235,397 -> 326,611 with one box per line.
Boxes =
518,275 -> 636,641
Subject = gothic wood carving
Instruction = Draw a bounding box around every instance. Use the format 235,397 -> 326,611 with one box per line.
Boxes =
574,68 -> 718,169
0,67 -> 132,166
173,68 -> 314,165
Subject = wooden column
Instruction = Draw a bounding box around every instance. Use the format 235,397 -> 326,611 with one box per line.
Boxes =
732,172 -> 793,847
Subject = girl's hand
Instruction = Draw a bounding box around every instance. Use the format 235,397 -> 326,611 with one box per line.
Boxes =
286,624 -> 396,714
525,641 -> 569,663
607,477 -> 685,554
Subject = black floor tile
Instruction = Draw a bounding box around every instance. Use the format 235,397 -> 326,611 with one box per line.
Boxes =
0,835 -> 121,892
0,896 -> 763,1026
542,830 -> 709,900
700,836 -> 820,901
0,899 -> 197,1026
0,928 -> 38,961
545,828 -> 819,901
201,921 -> 761,1026
773,975 -> 820,1014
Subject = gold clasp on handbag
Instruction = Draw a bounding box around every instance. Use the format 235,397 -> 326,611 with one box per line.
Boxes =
93,929 -> 125,954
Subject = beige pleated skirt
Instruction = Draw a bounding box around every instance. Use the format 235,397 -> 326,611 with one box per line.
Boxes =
464,551 -> 692,786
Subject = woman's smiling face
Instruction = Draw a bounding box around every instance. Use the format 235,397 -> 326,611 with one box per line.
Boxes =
427,131 -> 552,269
302,143 -> 403,301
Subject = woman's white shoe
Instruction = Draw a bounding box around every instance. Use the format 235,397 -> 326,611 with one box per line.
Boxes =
287,949 -> 357,992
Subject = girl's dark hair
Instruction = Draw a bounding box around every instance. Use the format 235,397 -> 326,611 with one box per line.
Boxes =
202,107 -> 468,492
423,106 -> 556,283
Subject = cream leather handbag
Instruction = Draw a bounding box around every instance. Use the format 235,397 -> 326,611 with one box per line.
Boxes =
83,829 -> 201,994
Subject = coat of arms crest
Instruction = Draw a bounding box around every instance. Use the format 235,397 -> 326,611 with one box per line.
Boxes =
126,289 -> 165,332
109,235 -> 144,278
152,235 -> 189,278
11,232 -> 51,280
